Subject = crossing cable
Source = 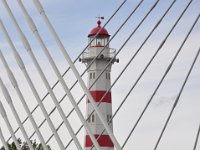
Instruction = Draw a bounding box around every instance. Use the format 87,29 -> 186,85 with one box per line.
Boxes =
0,78 -> 35,150
0,101 -> 21,150
123,4 -> 198,149
0,127 -> 9,150
193,124 -> 200,150
0,19 -> 65,150
153,13 -> 200,150
29,0 -> 145,143
43,0 -> 160,146
3,0 -> 127,143
0,49 -> 48,149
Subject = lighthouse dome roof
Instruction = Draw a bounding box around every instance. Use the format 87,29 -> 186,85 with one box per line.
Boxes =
88,20 -> 110,37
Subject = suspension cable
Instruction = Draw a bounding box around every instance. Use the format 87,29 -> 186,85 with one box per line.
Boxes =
193,124 -> 200,150
0,18 -> 65,150
0,46 -> 48,149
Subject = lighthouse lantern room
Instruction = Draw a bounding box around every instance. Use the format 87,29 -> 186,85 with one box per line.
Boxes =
80,18 -> 118,150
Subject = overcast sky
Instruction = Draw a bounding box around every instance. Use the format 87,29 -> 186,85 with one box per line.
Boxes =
0,0 -> 200,150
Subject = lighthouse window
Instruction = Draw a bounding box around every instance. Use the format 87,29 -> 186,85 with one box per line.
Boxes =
90,37 -> 109,47
90,39 -> 96,46
106,72 -> 110,79
107,115 -> 112,123
107,115 -> 109,122
90,72 -> 96,79
92,114 -> 95,122
102,39 -> 105,46
93,72 -> 95,79
97,38 -> 102,46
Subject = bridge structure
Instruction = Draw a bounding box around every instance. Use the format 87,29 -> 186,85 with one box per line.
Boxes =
0,0 -> 199,150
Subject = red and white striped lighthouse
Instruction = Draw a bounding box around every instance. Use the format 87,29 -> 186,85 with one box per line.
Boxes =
81,18 -> 118,150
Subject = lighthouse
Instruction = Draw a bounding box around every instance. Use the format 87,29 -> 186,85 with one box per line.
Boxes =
80,18 -> 118,150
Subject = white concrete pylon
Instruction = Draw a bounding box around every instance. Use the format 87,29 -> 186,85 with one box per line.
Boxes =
0,49 -> 49,150
0,78 -> 35,150
0,100 -> 21,150
12,0 -> 83,149
0,127 -> 9,150
3,0 -> 101,148
0,19 -> 64,150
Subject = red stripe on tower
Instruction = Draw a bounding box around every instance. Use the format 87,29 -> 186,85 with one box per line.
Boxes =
85,135 -> 114,147
87,91 -> 112,103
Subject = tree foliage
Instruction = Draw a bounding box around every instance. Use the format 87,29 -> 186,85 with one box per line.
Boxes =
0,138 -> 51,150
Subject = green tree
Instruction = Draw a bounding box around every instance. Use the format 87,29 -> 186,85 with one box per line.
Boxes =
0,139 -> 51,150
